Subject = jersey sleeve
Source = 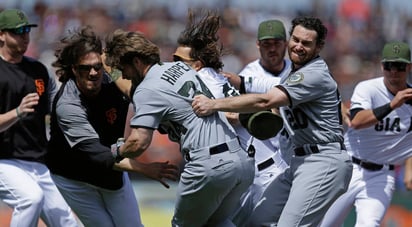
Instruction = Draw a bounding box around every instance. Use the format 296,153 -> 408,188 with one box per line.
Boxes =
243,76 -> 281,93
350,81 -> 373,110
280,68 -> 332,107
56,100 -> 99,148
131,88 -> 168,129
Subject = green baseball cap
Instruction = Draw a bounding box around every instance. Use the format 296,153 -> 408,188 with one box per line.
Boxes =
381,41 -> 411,63
257,19 -> 286,40
0,9 -> 37,30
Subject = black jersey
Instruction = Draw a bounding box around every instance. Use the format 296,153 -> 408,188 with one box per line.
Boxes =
46,78 -> 130,190
0,56 -> 52,162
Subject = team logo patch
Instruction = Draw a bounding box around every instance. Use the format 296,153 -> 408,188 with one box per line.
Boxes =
35,79 -> 45,96
287,72 -> 304,84
392,44 -> 401,54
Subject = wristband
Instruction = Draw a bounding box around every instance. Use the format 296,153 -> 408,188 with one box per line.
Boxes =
16,107 -> 22,119
111,138 -> 125,163
372,103 -> 392,121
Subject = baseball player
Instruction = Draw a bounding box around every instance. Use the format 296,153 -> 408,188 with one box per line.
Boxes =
223,19 -> 292,226
173,10 -> 239,100
104,29 -> 254,227
320,41 -> 412,227
192,16 -> 353,226
46,26 -> 179,227
0,9 -> 78,227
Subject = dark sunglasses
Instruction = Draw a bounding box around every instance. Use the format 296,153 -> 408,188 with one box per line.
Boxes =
77,63 -> 103,73
383,62 -> 407,72
5,26 -> 31,35
173,55 -> 194,62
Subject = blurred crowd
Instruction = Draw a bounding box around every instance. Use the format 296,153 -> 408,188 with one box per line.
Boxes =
1,0 -> 412,102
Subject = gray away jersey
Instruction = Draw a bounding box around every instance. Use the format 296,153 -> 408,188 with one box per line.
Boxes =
130,62 -> 237,152
278,57 -> 344,147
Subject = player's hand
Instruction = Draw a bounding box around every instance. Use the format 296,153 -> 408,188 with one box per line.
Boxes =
391,88 -> 412,109
17,93 -> 39,118
221,71 -> 241,90
225,112 -> 240,125
139,161 -> 179,188
192,95 -> 216,116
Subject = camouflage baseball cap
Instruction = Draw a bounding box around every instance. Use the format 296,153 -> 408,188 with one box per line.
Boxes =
257,19 -> 286,40
0,9 -> 38,30
381,41 -> 411,63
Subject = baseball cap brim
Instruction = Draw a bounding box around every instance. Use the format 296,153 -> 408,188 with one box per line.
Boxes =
381,58 -> 410,63
258,36 -> 284,40
240,111 -> 283,140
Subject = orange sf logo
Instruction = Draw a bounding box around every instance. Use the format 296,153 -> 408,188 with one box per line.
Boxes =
106,108 -> 117,125
35,79 -> 45,96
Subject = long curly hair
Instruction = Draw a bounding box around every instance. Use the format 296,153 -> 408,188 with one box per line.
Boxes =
52,26 -> 102,83
177,9 -> 224,71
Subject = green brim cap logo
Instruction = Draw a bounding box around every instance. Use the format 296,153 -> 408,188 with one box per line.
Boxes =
258,19 -> 286,40
381,41 -> 411,63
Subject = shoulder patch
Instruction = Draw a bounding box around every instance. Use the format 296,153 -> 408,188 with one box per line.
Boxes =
287,72 -> 304,84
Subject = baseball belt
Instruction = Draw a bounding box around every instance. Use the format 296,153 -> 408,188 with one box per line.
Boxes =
257,157 -> 275,171
294,142 -> 346,156
184,139 -> 240,162
351,156 -> 394,171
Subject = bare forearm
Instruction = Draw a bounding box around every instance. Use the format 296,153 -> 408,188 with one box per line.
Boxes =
0,108 -> 21,132
214,94 -> 271,113
193,87 -> 288,117
350,109 -> 380,129
119,127 -> 152,158
214,87 -> 288,113
118,140 -> 146,158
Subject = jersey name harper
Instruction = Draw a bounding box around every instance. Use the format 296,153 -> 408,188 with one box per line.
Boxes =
160,62 -> 192,85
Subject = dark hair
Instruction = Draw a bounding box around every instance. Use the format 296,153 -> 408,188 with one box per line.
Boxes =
289,16 -> 328,47
52,26 -> 102,82
104,30 -> 160,69
177,9 -> 224,71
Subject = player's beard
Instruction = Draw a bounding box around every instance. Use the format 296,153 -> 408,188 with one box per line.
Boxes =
131,71 -> 144,88
289,49 -> 318,69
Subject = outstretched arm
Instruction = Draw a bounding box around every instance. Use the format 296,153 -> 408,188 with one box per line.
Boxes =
192,86 -> 289,116
119,127 -> 154,158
